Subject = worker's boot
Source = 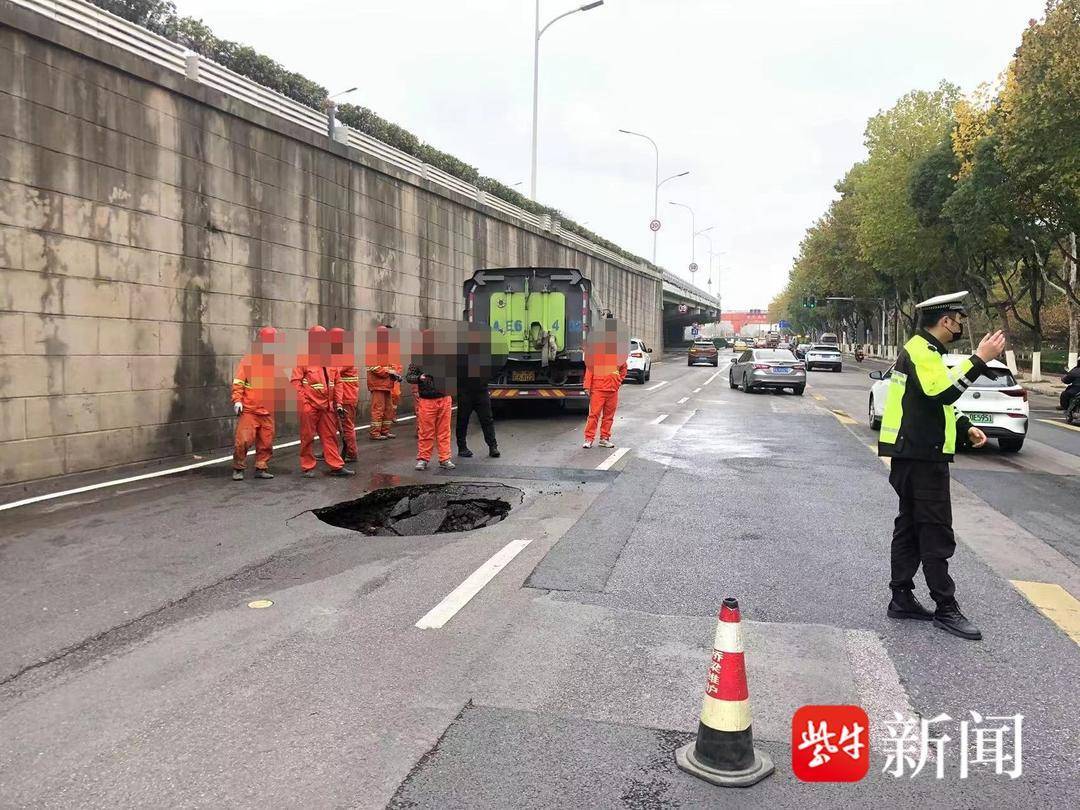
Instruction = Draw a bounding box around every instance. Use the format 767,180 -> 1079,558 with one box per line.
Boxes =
598,438 -> 615,448
488,445 -> 500,458
887,588 -> 933,621
458,446 -> 474,458
232,470 -> 244,481
415,459 -> 429,471
302,469 -> 317,478
254,469 -> 274,480
933,602 -> 982,640
328,467 -> 356,477
383,431 -> 397,439
439,460 -> 456,470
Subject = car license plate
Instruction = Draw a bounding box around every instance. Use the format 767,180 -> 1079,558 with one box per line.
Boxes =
968,412 -> 993,423
773,367 -> 790,374
511,371 -> 535,382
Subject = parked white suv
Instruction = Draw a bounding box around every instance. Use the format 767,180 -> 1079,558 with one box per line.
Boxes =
868,355 -> 1028,452
626,338 -> 653,383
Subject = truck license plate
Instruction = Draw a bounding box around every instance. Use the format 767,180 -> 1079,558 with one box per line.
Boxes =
511,371 -> 536,382
968,412 -> 993,423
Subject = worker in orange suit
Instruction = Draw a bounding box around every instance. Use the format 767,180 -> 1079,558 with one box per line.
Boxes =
582,318 -> 628,449
291,325 -> 355,478
231,325 -> 283,481
405,327 -> 455,471
329,327 -> 360,461
366,324 -> 403,441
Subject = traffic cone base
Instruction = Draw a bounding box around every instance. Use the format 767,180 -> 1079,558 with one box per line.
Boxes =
676,735 -> 775,788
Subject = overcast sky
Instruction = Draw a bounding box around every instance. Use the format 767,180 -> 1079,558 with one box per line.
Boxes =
177,0 -> 1044,310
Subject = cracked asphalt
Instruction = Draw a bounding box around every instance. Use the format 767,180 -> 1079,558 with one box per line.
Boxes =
1,350 -> 1077,808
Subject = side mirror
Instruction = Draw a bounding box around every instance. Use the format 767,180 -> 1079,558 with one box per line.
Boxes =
646,348 -> 653,354
868,370 -> 883,381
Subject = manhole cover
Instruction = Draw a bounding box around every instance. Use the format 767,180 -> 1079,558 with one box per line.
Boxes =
314,482 -> 522,536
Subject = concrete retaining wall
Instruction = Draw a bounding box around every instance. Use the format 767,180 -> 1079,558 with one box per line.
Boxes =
0,7 -> 661,486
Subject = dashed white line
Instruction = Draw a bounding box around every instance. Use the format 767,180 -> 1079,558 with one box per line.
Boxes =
414,538 -> 533,629
596,446 -> 631,470
649,414 -> 669,425
677,396 -> 690,405
0,413 -> 420,513
704,371 -> 722,386
644,380 -> 669,392
693,387 -> 702,393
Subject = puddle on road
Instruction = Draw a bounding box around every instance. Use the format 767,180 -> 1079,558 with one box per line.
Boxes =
314,482 -> 522,536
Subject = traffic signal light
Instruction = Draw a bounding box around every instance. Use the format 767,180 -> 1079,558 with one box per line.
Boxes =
802,296 -> 818,309
809,296 -> 817,309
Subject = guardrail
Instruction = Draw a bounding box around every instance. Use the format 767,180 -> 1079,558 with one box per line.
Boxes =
10,0 -> 701,285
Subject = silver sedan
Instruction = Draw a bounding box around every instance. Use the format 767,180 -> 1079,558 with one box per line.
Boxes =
728,349 -> 806,395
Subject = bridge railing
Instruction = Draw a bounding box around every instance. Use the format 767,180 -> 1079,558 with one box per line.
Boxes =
11,0 -> 670,280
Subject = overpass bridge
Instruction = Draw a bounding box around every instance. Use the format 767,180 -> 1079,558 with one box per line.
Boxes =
660,272 -> 721,347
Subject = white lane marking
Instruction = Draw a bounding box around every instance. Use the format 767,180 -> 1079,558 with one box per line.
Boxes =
414,539 -> 533,629
677,396 -> 690,405
0,413 -> 420,513
644,380 -> 669,392
650,414 -> 669,425
596,446 -> 631,470
704,371 -> 721,386
693,387 -> 702,393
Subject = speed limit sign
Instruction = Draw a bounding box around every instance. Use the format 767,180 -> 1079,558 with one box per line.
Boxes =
689,262 -> 699,272
649,219 -> 661,232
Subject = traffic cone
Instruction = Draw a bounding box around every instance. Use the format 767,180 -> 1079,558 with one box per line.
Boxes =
676,597 -> 775,787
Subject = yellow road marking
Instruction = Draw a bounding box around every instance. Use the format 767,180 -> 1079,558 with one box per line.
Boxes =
1038,419 -> 1080,433
829,409 -> 857,425
811,393 -> 826,402
1011,581 -> 1080,646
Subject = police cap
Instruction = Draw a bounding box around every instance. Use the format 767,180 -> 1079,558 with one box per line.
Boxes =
915,290 -> 968,317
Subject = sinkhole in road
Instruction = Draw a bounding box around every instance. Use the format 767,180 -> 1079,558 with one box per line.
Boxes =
314,482 -> 522,536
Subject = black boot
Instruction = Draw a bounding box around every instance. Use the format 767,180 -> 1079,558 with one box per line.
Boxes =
887,589 -> 933,621
933,602 -> 982,640
458,447 -> 474,458
488,445 -> 500,458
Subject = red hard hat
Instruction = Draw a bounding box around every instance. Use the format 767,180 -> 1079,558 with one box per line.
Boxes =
258,326 -> 277,342
328,327 -> 346,340
308,325 -> 326,335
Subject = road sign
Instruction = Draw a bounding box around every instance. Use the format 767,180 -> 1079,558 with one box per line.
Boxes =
649,219 -> 661,232
779,320 -> 790,329
691,325 -> 700,337
678,304 -> 689,314
689,262 -> 699,272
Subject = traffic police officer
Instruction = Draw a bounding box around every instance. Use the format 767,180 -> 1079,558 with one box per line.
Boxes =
877,291 -> 1006,640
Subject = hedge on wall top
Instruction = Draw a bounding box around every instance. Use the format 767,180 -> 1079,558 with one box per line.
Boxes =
88,0 -> 665,275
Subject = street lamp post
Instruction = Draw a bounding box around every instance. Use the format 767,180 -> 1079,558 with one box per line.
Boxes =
618,129 -> 688,264
323,86 -> 358,138
530,1 -> 604,199
669,201 -> 696,277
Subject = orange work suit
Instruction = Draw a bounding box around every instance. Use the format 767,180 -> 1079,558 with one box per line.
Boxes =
583,362 -> 627,442
337,364 -> 361,459
290,365 -> 346,472
415,395 -> 453,463
366,362 -> 402,438
231,355 -> 278,471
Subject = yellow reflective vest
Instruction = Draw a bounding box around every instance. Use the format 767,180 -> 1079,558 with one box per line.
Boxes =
878,331 -> 987,461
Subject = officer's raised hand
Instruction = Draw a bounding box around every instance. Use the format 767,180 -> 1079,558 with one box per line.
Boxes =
975,330 -> 1006,362
968,426 -> 988,448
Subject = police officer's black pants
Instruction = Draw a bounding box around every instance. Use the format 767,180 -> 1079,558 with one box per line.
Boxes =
456,388 -> 497,450
888,458 -> 957,606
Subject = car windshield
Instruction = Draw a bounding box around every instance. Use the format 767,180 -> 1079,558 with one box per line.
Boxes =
966,370 -> 1017,388
694,341 -> 714,347
754,350 -> 796,360
811,345 -> 839,352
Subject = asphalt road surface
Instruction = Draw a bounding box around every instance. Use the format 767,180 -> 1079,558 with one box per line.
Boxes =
1,351 -> 1078,808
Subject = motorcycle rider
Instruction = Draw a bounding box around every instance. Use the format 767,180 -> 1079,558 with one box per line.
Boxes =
1060,361 -> 1080,411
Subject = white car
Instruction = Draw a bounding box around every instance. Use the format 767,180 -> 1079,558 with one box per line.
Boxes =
805,344 -> 842,372
625,337 -> 653,383
868,355 -> 1028,452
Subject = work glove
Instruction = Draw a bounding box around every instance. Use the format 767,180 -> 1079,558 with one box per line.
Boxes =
389,372 -> 402,382
234,402 -> 243,415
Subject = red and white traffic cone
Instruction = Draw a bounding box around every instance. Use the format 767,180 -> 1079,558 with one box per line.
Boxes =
676,597 -> 775,787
